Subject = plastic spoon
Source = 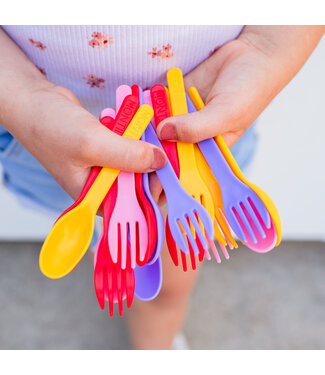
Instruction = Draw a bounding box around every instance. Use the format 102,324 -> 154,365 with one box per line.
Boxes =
39,104 -> 154,279
134,256 -> 162,301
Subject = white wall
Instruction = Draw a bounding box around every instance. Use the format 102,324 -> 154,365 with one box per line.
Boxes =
249,37 -> 325,241
0,37 -> 324,241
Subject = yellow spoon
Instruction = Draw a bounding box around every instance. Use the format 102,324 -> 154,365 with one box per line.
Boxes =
39,104 -> 154,279
188,87 -> 282,246
167,68 -> 216,240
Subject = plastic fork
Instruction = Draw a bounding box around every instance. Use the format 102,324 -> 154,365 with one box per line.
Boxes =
94,184 -> 135,316
189,87 -> 281,247
94,102 -> 139,316
144,119 -> 214,255
39,104 -> 153,279
186,93 -> 237,262
184,107 -> 271,246
188,87 -> 278,251
150,84 -> 207,270
167,68 -> 215,241
108,86 -> 148,269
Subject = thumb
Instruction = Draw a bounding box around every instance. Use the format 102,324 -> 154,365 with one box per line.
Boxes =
156,96 -> 249,145
83,120 -> 167,173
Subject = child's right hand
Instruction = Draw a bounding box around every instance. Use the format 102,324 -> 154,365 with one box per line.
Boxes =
1,82 -> 167,201
0,26 -> 166,202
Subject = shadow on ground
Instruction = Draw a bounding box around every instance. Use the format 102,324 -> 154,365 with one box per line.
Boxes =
0,241 -> 324,349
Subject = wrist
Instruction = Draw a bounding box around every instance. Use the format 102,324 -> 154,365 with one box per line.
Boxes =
0,72 -> 54,135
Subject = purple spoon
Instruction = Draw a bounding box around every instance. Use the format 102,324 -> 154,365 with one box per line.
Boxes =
134,256 -> 162,301
145,121 -> 214,254
186,97 -> 271,244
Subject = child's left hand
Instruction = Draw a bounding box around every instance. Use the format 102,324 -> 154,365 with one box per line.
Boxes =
156,26 -> 324,148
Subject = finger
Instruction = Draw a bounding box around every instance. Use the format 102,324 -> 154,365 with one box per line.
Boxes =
221,130 -> 246,149
156,100 -> 236,143
156,43 -> 273,143
81,120 -> 167,173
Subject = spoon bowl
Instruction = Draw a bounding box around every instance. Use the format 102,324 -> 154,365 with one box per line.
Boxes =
40,203 -> 95,279
134,256 -> 162,301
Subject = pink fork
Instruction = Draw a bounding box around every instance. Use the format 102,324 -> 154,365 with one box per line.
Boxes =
108,86 -> 148,269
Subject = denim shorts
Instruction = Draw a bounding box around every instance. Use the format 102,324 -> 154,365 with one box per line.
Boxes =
0,123 -> 257,243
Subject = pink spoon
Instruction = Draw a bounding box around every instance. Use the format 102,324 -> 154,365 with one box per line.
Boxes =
108,85 -> 148,269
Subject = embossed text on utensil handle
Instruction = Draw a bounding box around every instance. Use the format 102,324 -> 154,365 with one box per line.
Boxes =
82,105 -> 153,211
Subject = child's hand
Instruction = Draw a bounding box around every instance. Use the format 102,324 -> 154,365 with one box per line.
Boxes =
10,86 -> 167,200
157,26 -> 324,148
0,28 -> 166,201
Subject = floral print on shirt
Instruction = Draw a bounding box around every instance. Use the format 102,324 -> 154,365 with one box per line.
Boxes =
28,38 -> 47,50
88,32 -> 113,49
83,74 -> 105,89
148,43 -> 174,61
208,46 -> 221,57
36,65 -> 46,76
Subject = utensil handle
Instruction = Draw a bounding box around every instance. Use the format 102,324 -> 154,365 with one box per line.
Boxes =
166,68 -> 199,174
82,104 -> 153,211
197,138 -> 235,184
176,142 -> 198,172
145,123 -> 181,197
147,86 -> 180,175
148,86 -> 180,176
185,91 -> 236,183
116,171 -> 137,198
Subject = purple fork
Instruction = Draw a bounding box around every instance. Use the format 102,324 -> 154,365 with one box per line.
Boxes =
194,117 -> 271,244
145,122 -> 214,254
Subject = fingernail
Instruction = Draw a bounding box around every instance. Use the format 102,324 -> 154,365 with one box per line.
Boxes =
150,148 -> 167,170
159,123 -> 177,141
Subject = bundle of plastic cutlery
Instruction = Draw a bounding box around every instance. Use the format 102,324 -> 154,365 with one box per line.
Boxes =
39,67 -> 281,317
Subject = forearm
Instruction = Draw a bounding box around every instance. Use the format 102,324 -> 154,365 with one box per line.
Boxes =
0,27 -> 53,135
238,25 -> 325,95
164,26 -> 324,145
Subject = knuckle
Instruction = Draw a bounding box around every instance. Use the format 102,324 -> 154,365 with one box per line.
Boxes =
124,141 -> 152,172
179,122 -> 200,143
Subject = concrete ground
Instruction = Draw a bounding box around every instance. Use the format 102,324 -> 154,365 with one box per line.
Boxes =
0,240 -> 324,350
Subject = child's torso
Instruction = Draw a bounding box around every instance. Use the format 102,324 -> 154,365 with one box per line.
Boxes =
2,25 -> 243,117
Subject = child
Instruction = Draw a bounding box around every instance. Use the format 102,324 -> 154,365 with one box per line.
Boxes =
0,25 -> 323,349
